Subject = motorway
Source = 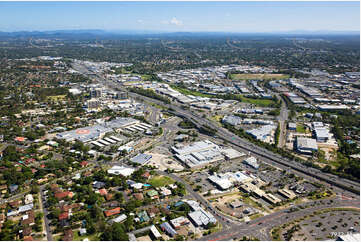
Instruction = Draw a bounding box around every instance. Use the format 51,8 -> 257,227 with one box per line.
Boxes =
276,93 -> 289,148
71,63 -> 360,195
72,63 -> 360,240
124,91 -> 359,195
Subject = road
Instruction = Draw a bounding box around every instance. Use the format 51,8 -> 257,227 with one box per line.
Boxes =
158,171 -> 237,230
40,186 -> 53,241
199,198 -> 360,241
276,93 -> 289,148
125,91 -> 359,195
71,62 -> 360,195
77,67 -> 359,194
72,62 -> 360,240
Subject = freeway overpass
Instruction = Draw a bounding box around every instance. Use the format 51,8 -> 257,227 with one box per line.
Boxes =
127,91 -> 360,195
73,64 -> 360,196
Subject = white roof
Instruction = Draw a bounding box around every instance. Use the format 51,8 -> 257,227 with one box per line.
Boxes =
107,166 -> 135,176
337,233 -> 360,242
315,128 -> 329,139
131,183 -> 143,189
18,203 -> 33,213
172,140 -> 218,156
150,225 -> 162,238
188,208 -> 217,227
208,174 -> 233,190
112,214 -> 127,223
221,148 -> 244,159
297,137 -> 318,150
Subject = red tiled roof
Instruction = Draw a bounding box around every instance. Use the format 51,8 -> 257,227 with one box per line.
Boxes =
99,188 -> 108,196
80,161 -> 88,167
59,212 -> 69,220
104,207 -> 121,217
54,191 -> 73,199
15,137 -> 26,142
142,171 -> 151,178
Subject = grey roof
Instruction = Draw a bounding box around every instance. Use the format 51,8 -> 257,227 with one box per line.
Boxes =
222,115 -> 241,126
314,128 -> 329,139
160,222 -> 177,236
56,117 -> 138,142
188,208 -> 217,227
297,137 -> 318,150
131,153 -> 152,165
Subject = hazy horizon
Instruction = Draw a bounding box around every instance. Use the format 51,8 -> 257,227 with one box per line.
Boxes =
0,1 -> 359,33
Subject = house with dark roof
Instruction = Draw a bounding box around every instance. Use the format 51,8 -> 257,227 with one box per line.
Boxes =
147,207 -> 160,218
62,229 -> 73,241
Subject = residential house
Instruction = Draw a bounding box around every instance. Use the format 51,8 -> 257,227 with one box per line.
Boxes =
134,193 -> 144,201
146,190 -> 159,199
160,222 -> 177,237
170,216 -> 190,230
62,229 -> 73,241
137,211 -> 150,223
147,207 -> 160,218
104,207 -> 121,217
24,194 -> 34,204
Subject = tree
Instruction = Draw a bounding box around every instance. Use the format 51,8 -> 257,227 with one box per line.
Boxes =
101,223 -> 129,241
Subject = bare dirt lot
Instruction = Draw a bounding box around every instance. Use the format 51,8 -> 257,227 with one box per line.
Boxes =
146,152 -> 184,171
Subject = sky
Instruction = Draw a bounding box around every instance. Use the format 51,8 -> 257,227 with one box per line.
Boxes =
0,1 -> 359,32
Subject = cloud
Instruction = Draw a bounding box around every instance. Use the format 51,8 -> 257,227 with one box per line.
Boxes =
170,17 -> 183,26
137,19 -> 144,24
161,17 -> 183,26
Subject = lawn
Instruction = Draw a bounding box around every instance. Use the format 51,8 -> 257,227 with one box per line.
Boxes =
296,124 -> 307,133
230,73 -> 290,80
241,195 -> 267,212
249,213 -> 263,220
148,175 -> 175,187
237,95 -> 275,107
73,231 -> 101,241
211,115 -> 223,122
47,95 -> 67,101
141,74 -> 152,81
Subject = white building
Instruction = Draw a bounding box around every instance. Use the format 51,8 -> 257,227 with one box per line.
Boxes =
296,137 -> 318,154
107,166 -> 135,177
243,156 -> 260,169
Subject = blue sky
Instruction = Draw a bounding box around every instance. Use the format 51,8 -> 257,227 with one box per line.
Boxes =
0,1 -> 359,32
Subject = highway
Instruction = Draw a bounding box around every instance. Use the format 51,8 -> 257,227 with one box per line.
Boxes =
76,65 -> 359,194
125,91 -> 359,195
72,63 -> 360,240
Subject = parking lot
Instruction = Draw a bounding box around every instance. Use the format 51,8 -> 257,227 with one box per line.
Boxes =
279,208 -> 360,240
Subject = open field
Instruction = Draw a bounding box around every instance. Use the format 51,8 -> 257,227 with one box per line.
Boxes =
237,95 -> 276,107
47,95 -> 67,101
230,73 -> 290,80
148,175 -> 175,187
141,74 -> 152,80
296,124 -> 307,133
